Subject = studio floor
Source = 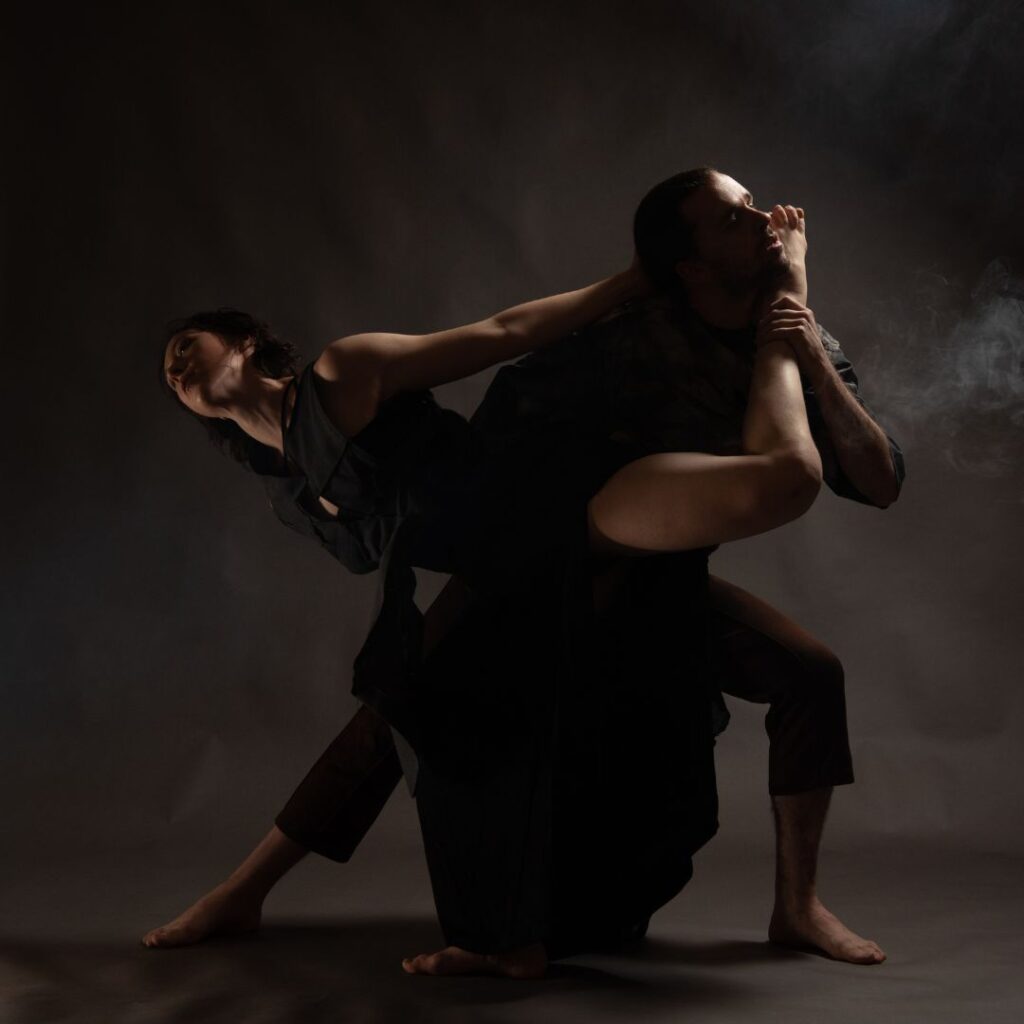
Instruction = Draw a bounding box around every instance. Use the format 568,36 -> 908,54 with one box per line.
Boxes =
2,827 -> 1020,1024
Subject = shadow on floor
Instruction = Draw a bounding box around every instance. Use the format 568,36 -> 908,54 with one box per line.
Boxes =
634,935 -> 805,966
0,918 -> 756,1023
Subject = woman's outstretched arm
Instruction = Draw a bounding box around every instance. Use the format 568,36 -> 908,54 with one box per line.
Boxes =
318,265 -> 646,400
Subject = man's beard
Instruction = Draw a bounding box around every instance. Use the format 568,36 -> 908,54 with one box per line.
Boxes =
718,253 -> 790,297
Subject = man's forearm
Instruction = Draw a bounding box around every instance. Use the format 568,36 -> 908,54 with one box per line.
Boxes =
803,351 -> 900,507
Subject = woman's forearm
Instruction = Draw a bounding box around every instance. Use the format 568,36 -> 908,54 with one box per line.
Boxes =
361,266 -> 646,396
493,267 -> 644,353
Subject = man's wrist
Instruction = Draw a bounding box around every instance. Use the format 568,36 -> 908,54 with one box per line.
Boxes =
798,334 -> 834,388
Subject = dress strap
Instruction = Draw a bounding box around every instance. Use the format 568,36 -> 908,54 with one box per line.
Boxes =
279,376 -> 297,465
280,376 -> 296,431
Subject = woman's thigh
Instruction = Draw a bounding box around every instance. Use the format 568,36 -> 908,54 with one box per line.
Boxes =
586,451 -> 800,555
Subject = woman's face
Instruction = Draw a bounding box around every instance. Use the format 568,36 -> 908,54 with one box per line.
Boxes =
163,329 -> 251,417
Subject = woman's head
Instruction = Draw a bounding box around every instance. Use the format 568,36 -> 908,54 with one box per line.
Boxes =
159,308 -> 299,466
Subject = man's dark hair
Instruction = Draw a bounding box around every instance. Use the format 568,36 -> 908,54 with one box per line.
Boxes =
158,307 -> 300,469
633,166 -> 717,292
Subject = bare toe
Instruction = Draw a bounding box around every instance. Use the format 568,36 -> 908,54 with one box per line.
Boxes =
401,943 -> 546,978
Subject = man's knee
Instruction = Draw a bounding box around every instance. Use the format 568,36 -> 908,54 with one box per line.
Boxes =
796,646 -> 845,705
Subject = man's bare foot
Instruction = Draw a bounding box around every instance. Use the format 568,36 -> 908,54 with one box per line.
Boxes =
141,883 -> 262,949
401,942 -> 547,978
769,899 -> 886,965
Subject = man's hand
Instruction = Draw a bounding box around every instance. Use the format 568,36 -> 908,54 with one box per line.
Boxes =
755,297 -> 830,386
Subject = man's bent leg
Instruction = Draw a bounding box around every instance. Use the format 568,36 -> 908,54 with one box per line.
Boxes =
769,789 -> 883,963
708,575 -> 885,965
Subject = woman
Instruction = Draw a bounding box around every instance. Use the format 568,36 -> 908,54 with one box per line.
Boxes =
148,208 -> 819,974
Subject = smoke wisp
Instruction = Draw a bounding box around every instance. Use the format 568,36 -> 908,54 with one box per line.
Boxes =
860,261 -> 1024,481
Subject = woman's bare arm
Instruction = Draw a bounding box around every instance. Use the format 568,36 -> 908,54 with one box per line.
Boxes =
318,266 -> 646,402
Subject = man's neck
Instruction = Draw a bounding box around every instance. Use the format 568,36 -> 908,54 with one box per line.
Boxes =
686,285 -> 759,330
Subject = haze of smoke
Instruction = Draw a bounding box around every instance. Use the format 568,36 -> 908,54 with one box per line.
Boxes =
860,261 -> 1024,480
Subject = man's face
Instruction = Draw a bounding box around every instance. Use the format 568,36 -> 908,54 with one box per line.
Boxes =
677,171 -> 787,294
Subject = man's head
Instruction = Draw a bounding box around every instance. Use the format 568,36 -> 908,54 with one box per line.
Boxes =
634,167 -> 787,302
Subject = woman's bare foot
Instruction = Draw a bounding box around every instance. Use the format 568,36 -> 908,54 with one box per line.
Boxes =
769,899 -> 886,965
401,942 -> 547,978
141,883 -> 262,949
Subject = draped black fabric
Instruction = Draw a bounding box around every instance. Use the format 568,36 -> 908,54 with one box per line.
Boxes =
252,358 -> 721,953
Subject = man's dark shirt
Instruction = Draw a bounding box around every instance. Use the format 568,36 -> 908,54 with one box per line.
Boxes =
474,293 -> 906,508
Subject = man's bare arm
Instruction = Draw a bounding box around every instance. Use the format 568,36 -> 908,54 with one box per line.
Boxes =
758,298 -> 900,508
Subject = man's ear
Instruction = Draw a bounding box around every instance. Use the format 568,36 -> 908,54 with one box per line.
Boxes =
674,258 -> 706,289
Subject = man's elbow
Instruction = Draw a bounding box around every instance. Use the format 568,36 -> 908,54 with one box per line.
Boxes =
870,469 -> 903,509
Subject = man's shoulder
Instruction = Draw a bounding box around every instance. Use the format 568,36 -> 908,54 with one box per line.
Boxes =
577,293 -> 702,355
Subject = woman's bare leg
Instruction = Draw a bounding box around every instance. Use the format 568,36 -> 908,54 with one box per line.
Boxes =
141,825 -> 305,948
588,340 -> 821,555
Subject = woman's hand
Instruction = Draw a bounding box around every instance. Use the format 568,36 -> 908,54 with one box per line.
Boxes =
323,267 -> 644,400
627,251 -> 657,300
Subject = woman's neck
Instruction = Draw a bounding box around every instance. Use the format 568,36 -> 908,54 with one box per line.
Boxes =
227,375 -> 296,455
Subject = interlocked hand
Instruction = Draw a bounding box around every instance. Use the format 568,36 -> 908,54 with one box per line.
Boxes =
754,296 -> 823,359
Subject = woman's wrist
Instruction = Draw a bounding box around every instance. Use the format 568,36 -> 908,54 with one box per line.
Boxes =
617,261 -> 655,302
599,269 -> 635,306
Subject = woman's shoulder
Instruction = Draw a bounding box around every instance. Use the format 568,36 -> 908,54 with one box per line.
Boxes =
308,339 -> 384,439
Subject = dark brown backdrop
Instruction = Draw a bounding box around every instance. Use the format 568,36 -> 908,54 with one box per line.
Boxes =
3,0 -> 1022,872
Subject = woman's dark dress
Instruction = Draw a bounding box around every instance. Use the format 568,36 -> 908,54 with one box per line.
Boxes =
252,359 -> 719,957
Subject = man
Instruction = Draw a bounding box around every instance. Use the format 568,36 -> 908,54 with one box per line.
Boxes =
143,167 -> 903,971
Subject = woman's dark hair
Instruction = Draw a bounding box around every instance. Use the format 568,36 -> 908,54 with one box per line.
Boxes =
158,307 -> 301,469
633,166 -> 717,293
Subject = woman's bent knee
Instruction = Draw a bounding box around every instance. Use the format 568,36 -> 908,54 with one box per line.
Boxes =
767,447 -> 822,522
